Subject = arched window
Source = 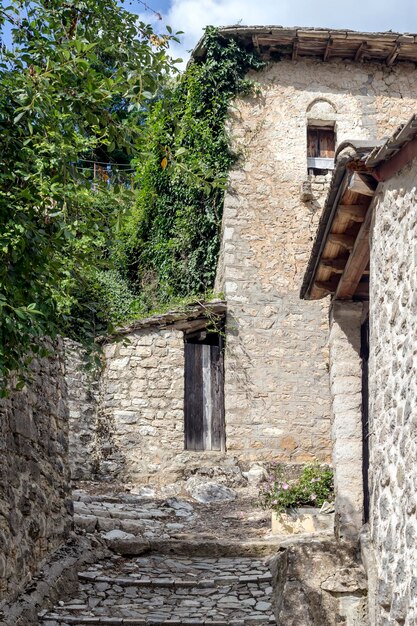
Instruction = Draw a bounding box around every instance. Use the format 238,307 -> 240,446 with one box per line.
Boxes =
306,99 -> 337,174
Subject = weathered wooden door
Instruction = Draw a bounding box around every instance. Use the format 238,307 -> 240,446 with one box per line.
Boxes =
184,337 -> 225,451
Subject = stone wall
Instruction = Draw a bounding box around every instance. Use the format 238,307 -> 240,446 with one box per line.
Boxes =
96,327 -> 189,487
328,302 -> 366,540
272,538 -> 368,625
0,340 -> 72,604
65,340 -> 99,481
367,159 -> 417,625
93,323 -> 270,491
216,57 -> 417,465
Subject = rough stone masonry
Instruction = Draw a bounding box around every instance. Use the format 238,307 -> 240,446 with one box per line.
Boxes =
216,56 -> 417,468
65,54 -> 417,490
367,158 -> 417,626
0,339 -> 72,604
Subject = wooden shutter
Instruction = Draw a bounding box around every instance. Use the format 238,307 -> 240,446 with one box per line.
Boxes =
307,128 -> 319,157
184,339 -> 225,451
307,127 -> 335,158
318,129 -> 335,158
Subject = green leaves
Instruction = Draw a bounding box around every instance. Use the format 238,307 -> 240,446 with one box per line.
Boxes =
0,0 -> 179,390
259,463 -> 334,513
115,28 -> 263,311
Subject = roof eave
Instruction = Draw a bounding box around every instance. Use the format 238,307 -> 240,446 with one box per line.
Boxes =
191,26 -> 417,65
300,148 -> 371,300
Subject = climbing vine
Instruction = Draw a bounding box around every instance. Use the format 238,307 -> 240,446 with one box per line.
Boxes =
115,28 -> 264,311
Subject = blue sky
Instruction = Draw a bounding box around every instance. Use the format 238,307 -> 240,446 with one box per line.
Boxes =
126,0 -> 417,65
2,0 -> 417,66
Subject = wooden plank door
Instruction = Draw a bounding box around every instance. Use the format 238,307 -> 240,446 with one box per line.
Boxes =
184,343 -> 204,450
184,341 -> 225,451
210,345 -> 225,451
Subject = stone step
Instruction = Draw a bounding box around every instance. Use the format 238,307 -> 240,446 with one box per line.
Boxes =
40,554 -> 275,626
40,586 -> 274,622
78,572 -> 273,588
41,617 -> 274,625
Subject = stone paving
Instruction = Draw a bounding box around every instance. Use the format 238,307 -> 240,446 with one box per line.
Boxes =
72,485 -> 271,544
39,554 -> 275,625
39,487 -> 277,625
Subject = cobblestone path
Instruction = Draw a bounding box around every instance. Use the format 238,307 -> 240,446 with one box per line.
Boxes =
39,554 -> 275,625
71,487 -> 271,543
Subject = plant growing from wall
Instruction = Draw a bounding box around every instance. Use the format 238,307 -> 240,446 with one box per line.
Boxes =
259,463 -> 334,513
115,28 -> 264,310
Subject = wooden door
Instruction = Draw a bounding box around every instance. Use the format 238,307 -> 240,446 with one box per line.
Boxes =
184,339 -> 225,451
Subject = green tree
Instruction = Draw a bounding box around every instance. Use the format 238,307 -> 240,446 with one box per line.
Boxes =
0,0 -> 180,389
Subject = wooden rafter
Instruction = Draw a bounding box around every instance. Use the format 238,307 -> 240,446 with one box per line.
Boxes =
386,42 -> 401,66
334,204 -> 373,299
320,258 -> 369,275
336,204 -> 367,222
292,37 -> 299,61
323,38 -> 333,61
354,41 -> 367,62
352,282 -> 369,299
328,233 -> 356,250
320,258 -> 347,273
314,278 -> 339,295
348,172 -> 375,196
252,35 -> 260,54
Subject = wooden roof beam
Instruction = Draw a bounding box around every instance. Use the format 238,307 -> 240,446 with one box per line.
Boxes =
315,278 -> 339,295
337,204 -> 367,222
252,35 -> 261,54
386,42 -> 401,66
292,37 -> 299,60
320,258 -> 348,273
353,282 -> 370,299
354,41 -> 367,62
347,172 -> 375,196
334,205 -> 373,300
328,233 -> 356,251
321,258 -> 370,275
324,38 -> 333,61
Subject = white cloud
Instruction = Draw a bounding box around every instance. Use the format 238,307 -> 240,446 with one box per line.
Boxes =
159,0 -> 417,67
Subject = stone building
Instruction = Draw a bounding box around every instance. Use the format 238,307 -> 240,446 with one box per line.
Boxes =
69,27 -> 417,495
64,29 -> 417,621
301,113 -> 417,625
3,25 -> 417,626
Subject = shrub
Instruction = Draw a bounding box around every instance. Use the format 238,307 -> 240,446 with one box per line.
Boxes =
259,463 -> 334,513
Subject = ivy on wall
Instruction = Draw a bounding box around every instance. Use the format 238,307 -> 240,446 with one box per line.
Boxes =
114,27 -> 264,312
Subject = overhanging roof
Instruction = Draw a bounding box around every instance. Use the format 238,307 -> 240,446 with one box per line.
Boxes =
301,114 -> 417,301
101,300 -> 227,341
192,26 -> 417,65
366,113 -> 417,169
